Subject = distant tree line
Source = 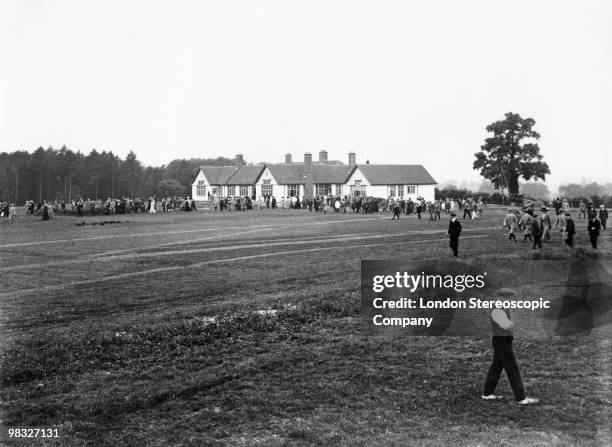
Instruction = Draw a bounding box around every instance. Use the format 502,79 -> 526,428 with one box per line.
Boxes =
558,182 -> 612,199
437,182 -> 611,207
0,146 -> 239,204
435,186 -> 476,201
557,182 -> 612,207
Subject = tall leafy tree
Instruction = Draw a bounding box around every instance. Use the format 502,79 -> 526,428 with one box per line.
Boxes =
473,112 -> 550,196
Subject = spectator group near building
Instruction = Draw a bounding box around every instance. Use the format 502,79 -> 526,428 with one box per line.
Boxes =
191,151 -> 437,206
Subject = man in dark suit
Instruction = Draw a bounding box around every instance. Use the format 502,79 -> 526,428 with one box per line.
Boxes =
588,215 -> 601,249
392,201 -> 401,220
531,214 -> 543,249
598,205 -> 608,230
564,212 -> 575,248
448,212 -> 462,257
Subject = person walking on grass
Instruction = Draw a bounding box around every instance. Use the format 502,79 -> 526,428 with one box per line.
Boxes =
448,212 -> 462,257
392,200 -> 401,220
531,214 -> 543,250
598,205 -> 608,231
482,289 -> 538,405
434,200 -> 442,221
588,214 -> 601,249
553,211 -> 567,246
565,213 -> 575,248
538,206 -> 552,242
519,211 -> 533,242
463,201 -> 472,219
578,199 -> 586,219
503,209 -> 518,243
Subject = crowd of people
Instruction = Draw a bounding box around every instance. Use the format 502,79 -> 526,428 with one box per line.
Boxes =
388,196 -> 485,221
13,196 -> 198,220
3,193 -> 609,253
501,200 -> 607,249
213,194 -> 385,214
0,201 -> 18,219
210,194 -> 489,221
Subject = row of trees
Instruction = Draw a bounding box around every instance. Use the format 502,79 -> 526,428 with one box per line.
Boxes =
558,182 -> 612,199
557,182 -> 612,207
436,180 -> 611,207
0,146 -> 238,204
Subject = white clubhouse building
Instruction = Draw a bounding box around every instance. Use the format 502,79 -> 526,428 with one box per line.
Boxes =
191,151 -> 436,203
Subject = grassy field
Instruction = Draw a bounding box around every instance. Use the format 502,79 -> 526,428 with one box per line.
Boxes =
0,206 -> 610,446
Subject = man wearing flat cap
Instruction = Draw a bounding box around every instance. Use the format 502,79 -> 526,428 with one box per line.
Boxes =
482,289 -> 538,405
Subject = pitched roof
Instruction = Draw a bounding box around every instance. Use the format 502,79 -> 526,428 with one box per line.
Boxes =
198,162 -> 436,186
266,164 -> 307,184
266,163 -> 352,184
200,166 -> 238,185
356,164 -> 436,185
226,165 -> 266,185
312,164 -> 352,183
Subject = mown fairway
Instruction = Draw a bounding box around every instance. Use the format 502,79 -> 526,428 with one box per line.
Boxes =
1,207 -> 610,446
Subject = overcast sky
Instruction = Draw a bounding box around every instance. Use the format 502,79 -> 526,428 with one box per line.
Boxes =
1,0 -> 609,191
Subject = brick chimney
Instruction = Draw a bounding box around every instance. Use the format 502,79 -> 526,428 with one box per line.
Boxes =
318,150 -> 328,163
303,153 -> 313,199
235,153 -> 244,166
285,153 -> 292,164
348,151 -> 356,168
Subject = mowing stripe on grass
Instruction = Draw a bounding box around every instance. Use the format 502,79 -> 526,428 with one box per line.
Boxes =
0,229 -> 489,273
0,216 -> 392,248
90,232 -> 379,259
0,235 -> 487,298
0,232 -> 380,273
0,223 -> 282,248
94,231 -> 466,261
